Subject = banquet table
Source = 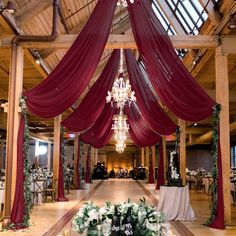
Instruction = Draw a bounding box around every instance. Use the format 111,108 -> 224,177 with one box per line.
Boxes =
157,185 -> 195,221
0,188 -> 4,218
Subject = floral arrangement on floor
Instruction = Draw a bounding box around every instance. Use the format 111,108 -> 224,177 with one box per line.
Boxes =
72,198 -> 172,236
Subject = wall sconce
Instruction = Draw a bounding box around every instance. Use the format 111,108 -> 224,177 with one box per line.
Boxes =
228,16 -> 236,30
0,1 -> 15,14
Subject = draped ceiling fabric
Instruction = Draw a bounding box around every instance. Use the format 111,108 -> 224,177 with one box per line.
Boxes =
124,49 -> 177,135
128,1 -> 215,122
126,104 -> 161,147
62,50 -> 120,132
23,0 -> 117,118
128,1 -> 224,229
80,104 -> 115,148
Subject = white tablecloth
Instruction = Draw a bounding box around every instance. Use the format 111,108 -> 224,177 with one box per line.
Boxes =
157,185 -> 195,221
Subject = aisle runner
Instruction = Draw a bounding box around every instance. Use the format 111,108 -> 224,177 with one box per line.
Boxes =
43,180 -> 103,236
136,180 -> 195,236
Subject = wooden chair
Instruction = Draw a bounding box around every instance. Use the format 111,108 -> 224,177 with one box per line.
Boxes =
31,179 -> 46,205
44,178 -> 57,203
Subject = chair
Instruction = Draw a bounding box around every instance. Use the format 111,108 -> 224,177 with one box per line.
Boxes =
44,178 -> 57,203
31,179 -> 46,205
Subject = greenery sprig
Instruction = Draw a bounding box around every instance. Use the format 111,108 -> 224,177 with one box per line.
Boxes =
60,126 -> 66,188
206,104 -> 221,226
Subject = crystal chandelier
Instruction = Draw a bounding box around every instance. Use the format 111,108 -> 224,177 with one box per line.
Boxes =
116,142 -> 126,153
112,110 -> 129,153
112,112 -> 129,132
117,0 -> 134,7
106,48 -> 136,111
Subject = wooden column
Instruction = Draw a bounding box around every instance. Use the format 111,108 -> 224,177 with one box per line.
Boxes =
53,115 -> 62,199
145,147 -> 149,178
73,134 -> 79,188
91,146 -> 95,172
35,139 -> 40,168
141,147 -> 145,166
94,149 -> 98,165
3,45 -> 24,225
215,46 -> 231,224
47,143 -> 52,169
0,140 -> 4,170
151,146 -> 156,179
178,119 -> 186,185
162,137 -> 167,184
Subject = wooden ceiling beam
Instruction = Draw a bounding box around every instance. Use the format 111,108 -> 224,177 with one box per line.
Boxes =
198,0 -> 221,26
14,0 -> 53,26
0,34 -> 218,49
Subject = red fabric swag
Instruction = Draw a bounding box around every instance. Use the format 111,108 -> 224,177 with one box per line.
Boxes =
62,50 -> 119,132
80,104 -> 115,148
128,1 -> 215,122
125,49 -> 177,135
24,0 -> 117,118
126,104 -> 161,147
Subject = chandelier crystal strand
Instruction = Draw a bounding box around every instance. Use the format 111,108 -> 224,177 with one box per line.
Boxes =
117,0 -> 134,7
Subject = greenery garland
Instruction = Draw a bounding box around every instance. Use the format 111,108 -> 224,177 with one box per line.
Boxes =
20,96 -> 32,227
78,140 -> 84,189
206,104 -> 221,226
60,126 -> 66,188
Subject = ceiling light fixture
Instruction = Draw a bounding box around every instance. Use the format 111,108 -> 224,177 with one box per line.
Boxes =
228,16 -> 236,30
117,0 -> 134,7
106,48 -> 136,111
0,1 -> 15,14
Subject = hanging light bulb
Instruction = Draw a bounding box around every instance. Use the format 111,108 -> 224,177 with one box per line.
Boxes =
117,0 -> 135,7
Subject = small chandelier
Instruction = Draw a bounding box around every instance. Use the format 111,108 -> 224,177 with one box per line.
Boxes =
117,0 -> 134,7
106,48 -> 136,111
116,142 -> 126,153
112,112 -> 129,132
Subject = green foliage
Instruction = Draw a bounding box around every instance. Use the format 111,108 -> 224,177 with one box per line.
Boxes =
60,126 -> 66,187
206,104 -> 221,226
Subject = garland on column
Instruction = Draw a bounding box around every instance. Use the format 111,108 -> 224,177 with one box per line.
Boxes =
85,145 -> 92,183
20,96 -> 32,227
60,126 -> 66,188
206,104 -> 221,225
78,140 -> 84,188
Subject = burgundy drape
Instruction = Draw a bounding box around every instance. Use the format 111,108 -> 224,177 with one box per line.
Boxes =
156,139 -> 164,190
148,148 -> 155,184
124,49 -> 177,135
208,128 -> 225,229
56,131 -> 68,201
11,115 -> 25,227
126,104 -> 161,147
80,104 -> 115,148
128,1 -> 215,122
128,1 -> 224,229
24,0 -> 117,118
62,50 -> 120,132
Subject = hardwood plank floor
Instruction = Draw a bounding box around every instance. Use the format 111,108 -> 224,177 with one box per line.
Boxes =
1,179 -> 236,236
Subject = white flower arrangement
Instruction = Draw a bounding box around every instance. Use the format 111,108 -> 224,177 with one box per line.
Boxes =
73,202 -> 100,234
73,199 -> 171,235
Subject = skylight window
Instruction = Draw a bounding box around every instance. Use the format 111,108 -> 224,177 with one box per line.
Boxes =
152,0 -> 209,35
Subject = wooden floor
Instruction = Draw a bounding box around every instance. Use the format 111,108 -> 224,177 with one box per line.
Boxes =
1,179 -> 236,236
